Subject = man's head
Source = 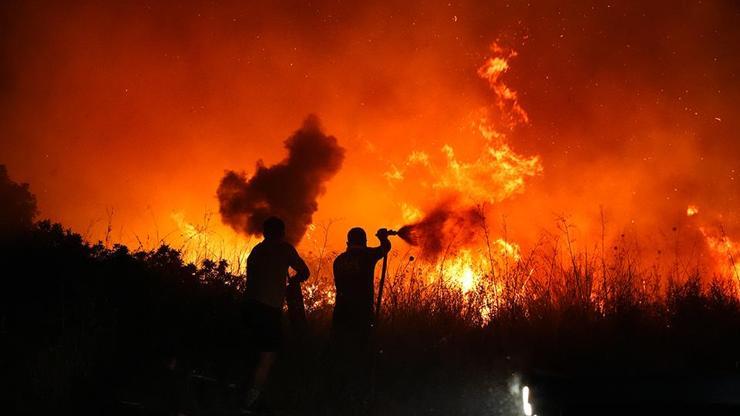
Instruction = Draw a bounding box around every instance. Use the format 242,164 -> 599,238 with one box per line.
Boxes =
347,227 -> 367,247
262,216 -> 286,240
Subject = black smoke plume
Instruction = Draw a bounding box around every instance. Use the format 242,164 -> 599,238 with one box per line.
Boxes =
217,115 -> 345,244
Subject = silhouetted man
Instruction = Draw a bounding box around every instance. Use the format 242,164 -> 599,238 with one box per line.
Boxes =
328,227 -> 391,412
332,227 -> 391,346
242,216 -> 309,411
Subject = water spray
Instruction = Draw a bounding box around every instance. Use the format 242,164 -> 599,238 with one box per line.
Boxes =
386,226 -> 417,245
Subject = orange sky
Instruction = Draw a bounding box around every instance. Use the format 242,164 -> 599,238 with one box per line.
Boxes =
1,1 -> 739,268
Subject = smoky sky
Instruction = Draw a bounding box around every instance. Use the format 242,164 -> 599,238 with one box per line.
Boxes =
0,0 -> 739,253
217,115 -> 344,244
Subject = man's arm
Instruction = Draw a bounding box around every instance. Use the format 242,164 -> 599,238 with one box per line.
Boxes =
370,228 -> 392,260
246,246 -> 257,280
288,245 -> 310,283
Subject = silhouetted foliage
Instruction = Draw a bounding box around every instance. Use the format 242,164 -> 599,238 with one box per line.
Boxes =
0,173 -> 245,413
0,164 -> 37,236
2,166 -> 740,415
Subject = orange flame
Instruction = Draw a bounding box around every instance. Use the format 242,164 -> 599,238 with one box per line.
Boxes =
171,211 -> 253,272
386,42 -> 540,298
477,43 -> 529,129
700,226 -> 740,288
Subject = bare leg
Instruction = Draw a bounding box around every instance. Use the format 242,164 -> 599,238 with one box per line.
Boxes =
243,351 -> 276,409
253,351 -> 276,389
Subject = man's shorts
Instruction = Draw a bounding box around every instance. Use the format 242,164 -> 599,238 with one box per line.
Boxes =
242,299 -> 283,352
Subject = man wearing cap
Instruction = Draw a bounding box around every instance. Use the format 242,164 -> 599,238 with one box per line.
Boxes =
332,227 -> 391,347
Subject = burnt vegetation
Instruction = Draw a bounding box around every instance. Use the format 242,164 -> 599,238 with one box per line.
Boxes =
2,165 -> 740,415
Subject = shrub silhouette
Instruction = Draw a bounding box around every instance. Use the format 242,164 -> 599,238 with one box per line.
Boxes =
0,165 -> 37,235
2,164 -> 740,415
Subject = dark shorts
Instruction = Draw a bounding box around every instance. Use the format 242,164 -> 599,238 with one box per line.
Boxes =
242,299 -> 282,352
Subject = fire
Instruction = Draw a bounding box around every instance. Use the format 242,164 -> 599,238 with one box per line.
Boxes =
439,249 -> 486,293
495,238 -> 521,261
435,240 -> 521,295
400,203 -> 423,224
164,39 -> 740,314
477,43 -> 529,129
171,211 -> 210,264
171,211 -> 253,272
388,42 -> 541,208
434,143 -> 541,203
700,226 -> 740,287
387,42 -> 539,299
8,3 -> 740,311
145,40 -> 740,312
304,283 -> 336,310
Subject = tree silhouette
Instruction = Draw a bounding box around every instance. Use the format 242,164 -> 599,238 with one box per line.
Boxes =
0,164 -> 37,236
